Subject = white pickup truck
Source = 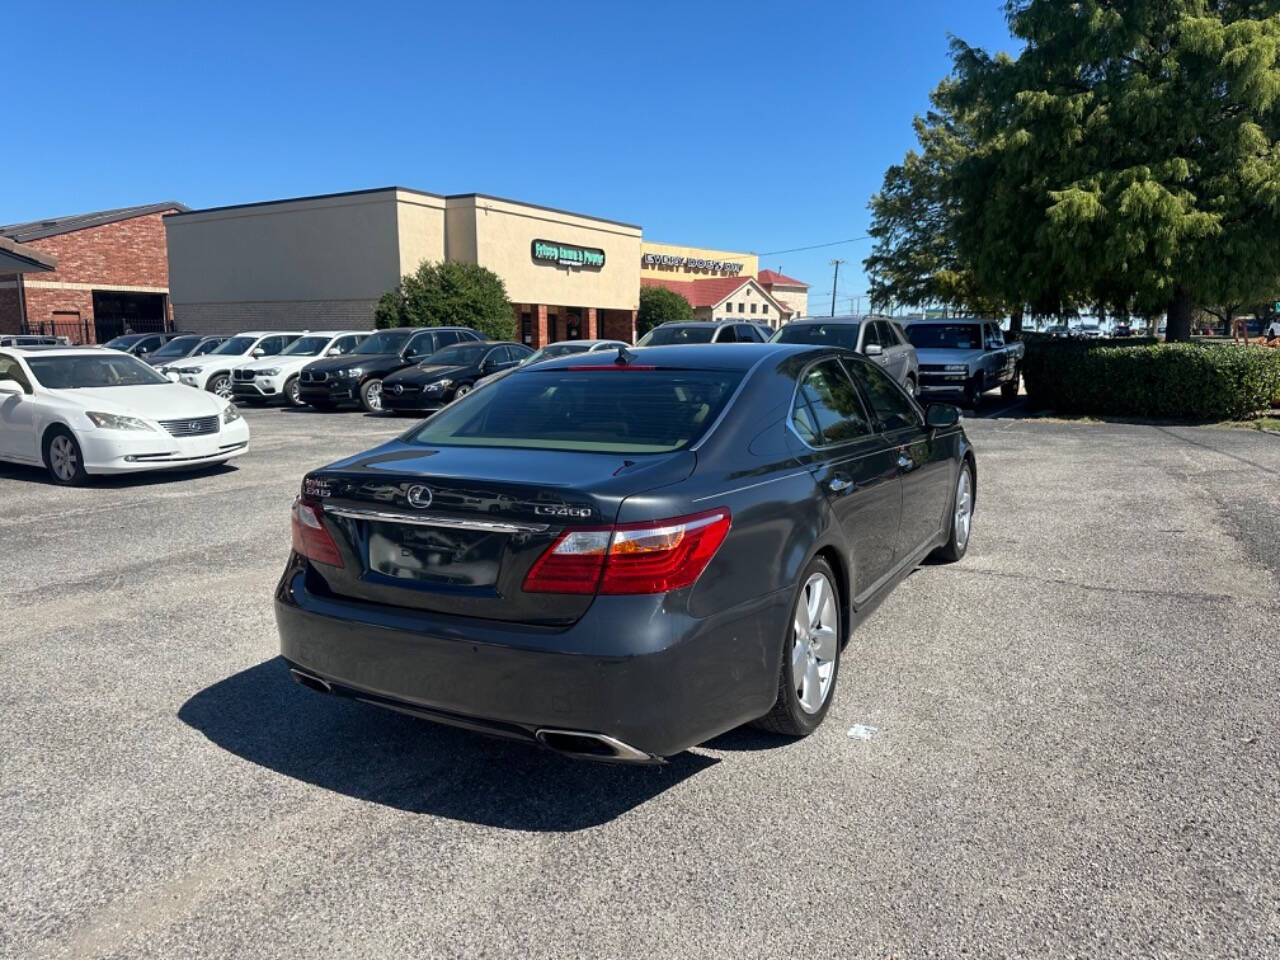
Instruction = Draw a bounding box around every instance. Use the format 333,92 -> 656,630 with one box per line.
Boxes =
904,318 -> 1025,407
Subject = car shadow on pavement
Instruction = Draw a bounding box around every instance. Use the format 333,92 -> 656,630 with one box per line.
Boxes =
0,460 -> 238,488
178,657 -> 717,832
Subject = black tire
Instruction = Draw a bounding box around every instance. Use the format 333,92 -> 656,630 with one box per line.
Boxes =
360,378 -> 384,413
964,374 -> 984,409
931,458 -> 974,563
752,556 -> 843,737
1000,369 -> 1020,399
453,383 -> 473,401
43,427 -> 89,486
283,376 -> 303,407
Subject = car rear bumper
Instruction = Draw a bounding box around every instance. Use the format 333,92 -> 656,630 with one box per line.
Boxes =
274,558 -> 789,758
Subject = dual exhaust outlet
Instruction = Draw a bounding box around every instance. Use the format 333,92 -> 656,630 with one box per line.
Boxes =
288,668 -> 660,764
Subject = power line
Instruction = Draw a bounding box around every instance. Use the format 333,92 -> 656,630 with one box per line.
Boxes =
758,235 -> 872,256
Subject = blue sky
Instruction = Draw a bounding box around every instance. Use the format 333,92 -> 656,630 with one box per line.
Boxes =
3,0 -> 1014,310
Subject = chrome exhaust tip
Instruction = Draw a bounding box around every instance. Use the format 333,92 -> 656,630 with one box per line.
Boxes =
289,668 -> 332,695
535,728 -> 661,764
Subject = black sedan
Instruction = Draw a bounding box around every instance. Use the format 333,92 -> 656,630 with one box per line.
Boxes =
381,341 -> 532,414
276,344 -> 976,761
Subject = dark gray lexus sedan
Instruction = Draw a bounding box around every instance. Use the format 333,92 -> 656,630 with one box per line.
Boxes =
276,344 -> 976,762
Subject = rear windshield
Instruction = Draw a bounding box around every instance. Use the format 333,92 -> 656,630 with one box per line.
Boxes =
905,324 -> 981,350
407,369 -> 743,453
639,325 -> 715,346
773,323 -> 860,350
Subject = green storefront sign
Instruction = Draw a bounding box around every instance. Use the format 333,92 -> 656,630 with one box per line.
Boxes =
532,239 -> 606,270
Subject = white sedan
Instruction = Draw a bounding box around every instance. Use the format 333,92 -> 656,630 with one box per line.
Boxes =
0,346 -> 250,485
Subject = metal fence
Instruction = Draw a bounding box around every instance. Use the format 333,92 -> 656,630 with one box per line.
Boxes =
23,315 -> 170,345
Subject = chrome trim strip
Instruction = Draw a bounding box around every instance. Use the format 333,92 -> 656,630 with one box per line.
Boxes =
324,505 -> 549,534
692,470 -> 810,503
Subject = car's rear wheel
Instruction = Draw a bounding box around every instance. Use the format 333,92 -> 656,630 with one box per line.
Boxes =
44,428 -> 89,486
360,378 -> 384,413
931,459 -> 974,563
284,376 -> 303,406
208,374 -> 232,400
753,556 -> 842,737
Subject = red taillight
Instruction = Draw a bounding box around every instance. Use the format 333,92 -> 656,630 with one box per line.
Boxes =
291,497 -> 344,567
523,509 -> 731,595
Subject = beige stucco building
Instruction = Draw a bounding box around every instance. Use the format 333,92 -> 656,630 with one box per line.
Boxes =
166,187 -> 643,344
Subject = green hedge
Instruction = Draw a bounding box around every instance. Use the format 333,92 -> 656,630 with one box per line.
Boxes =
1023,340 -> 1280,419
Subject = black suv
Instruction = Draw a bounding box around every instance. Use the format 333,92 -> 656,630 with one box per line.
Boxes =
298,326 -> 482,412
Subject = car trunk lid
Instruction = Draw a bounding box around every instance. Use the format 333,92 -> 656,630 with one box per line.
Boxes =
302,441 -> 695,624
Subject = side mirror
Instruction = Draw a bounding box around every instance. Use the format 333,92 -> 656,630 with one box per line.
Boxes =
863,343 -> 883,357
251,348 -> 266,358
166,371 -> 181,383
326,347 -> 343,356
925,403 -> 961,429
0,379 -> 25,396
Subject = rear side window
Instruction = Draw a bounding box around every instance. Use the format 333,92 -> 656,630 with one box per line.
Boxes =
409,369 -> 743,454
845,359 -> 922,432
715,326 -> 738,343
258,336 -> 292,355
793,360 -> 873,446
736,324 -> 760,342
862,323 -> 881,349
435,330 -> 461,348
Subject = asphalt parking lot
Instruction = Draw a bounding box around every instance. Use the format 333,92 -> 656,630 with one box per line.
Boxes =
2,405 -> 1277,959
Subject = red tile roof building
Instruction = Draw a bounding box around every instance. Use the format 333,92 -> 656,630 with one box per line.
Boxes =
641,275 -> 792,329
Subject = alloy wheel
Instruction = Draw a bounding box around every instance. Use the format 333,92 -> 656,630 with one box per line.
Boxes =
49,436 -> 79,482
365,380 -> 383,411
954,467 -> 973,551
791,571 -> 839,714
211,376 -> 232,399
454,384 -> 472,400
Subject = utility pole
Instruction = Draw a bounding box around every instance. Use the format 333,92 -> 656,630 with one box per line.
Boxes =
829,259 -> 845,317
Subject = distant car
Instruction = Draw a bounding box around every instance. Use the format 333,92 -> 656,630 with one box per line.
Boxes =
1113,323 -> 1132,338
298,326 -> 483,413
232,330 -> 369,406
772,316 -> 920,395
171,331 -> 302,399
0,346 -> 249,485
1079,323 -> 1103,339
475,339 -> 629,388
905,318 -> 1025,406
382,341 -> 534,414
637,321 -> 770,346
0,335 -> 63,348
103,332 -> 194,362
1264,319 -> 1280,339
147,335 -> 228,371
1046,324 -> 1073,339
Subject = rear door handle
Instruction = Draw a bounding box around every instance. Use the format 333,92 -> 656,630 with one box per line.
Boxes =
829,477 -> 853,493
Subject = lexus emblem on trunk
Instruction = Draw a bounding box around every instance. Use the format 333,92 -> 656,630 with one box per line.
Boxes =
406,485 -> 433,509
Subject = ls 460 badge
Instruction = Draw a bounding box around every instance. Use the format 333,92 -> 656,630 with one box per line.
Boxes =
534,504 -> 594,519
303,478 -> 331,498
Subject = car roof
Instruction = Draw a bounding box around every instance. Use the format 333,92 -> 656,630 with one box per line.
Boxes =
4,345 -> 114,356
904,317 -> 985,325
529,342 -> 829,373
655,320 -> 740,328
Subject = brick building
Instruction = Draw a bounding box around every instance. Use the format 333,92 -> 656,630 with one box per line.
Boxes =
0,202 -> 187,343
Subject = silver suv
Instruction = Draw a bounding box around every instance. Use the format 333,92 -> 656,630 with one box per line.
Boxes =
771,316 -> 921,395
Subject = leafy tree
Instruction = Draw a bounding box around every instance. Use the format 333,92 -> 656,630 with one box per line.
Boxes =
637,285 -> 693,336
374,260 -> 514,340
874,2 -> 1280,342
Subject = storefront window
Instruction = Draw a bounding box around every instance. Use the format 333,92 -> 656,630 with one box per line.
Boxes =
521,312 -> 532,345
